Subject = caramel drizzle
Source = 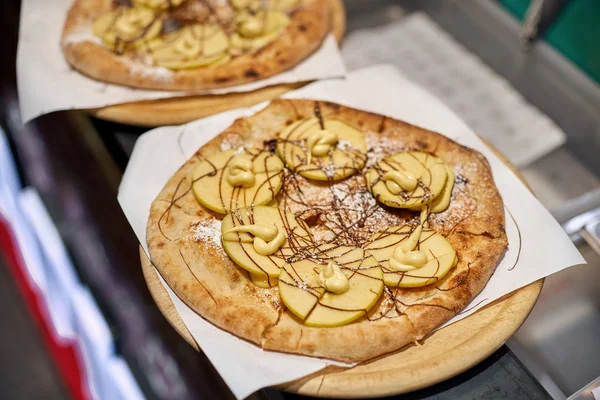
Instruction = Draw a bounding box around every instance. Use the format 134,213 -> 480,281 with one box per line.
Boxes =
103,0 -> 304,62
228,205 -> 315,286
278,247 -> 385,320
216,149 -> 283,212
157,155 -> 218,241
150,22 -> 226,62
367,152 -> 444,206
363,225 -> 452,287
276,109 -> 368,180
155,105 -> 500,326
105,8 -> 161,55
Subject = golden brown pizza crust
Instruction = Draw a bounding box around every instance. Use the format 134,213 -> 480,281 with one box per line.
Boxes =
146,99 -> 508,362
61,0 -> 331,91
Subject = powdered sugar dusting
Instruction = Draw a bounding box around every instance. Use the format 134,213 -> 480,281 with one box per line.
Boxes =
220,141 -> 234,151
219,133 -> 247,152
365,133 -> 408,168
429,164 -> 479,231
62,26 -> 101,45
124,57 -> 175,82
337,140 -> 352,151
64,25 -> 174,82
191,218 -> 222,249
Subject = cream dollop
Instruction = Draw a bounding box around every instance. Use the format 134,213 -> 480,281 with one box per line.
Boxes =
223,224 -> 287,256
237,16 -> 264,38
133,0 -> 185,10
317,262 -> 350,294
389,208 -> 429,272
430,167 -> 455,213
173,29 -> 202,57
305,129 -> 338,164
382,170 -> 418,194
114,9 -> 154,37
226,153 -> 256,188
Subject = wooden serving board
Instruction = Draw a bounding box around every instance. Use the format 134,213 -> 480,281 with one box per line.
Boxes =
138,143 -> 544,397
88,0 -> 346,127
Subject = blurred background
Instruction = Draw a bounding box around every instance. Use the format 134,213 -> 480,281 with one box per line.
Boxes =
1,0 -> 599,399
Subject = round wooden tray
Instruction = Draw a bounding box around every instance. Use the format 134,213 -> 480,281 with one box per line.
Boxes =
88,0 -> 346,127
138,142 -> 543,397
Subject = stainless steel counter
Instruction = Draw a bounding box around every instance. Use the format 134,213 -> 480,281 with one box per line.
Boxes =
343,1 -> 600,398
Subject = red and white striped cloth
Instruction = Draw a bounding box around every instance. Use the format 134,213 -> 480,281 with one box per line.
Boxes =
0,128 -> 144,400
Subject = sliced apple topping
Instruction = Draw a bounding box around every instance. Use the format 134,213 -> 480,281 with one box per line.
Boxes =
230,11 -> 290,54
429,166 -> 455,213
192,148 -> 284,214
132,0 -> 186,11
93,7 -> 162,54
366,151 -> 448,208
151,24 -> 230,70
317,262 -> 349,294
364,214 -> 457,288
223,223 -> 287,256
278,244 -> 384,327
276,118 -> 368,181
231,0 -> 299,13
221,206 -> 314,283
250,272 -> 279,288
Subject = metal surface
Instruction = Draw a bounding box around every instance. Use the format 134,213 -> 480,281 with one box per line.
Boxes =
391,0 -> 600,177
509,243 -> 600,398
341,1 -> 600,399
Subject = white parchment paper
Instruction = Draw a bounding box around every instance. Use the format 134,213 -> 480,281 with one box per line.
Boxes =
16,0 -> 346,123
118,65 -> 585,399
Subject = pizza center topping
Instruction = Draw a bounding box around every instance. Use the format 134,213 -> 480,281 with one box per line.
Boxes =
223,223 -> 287,256
91,0 -> 299,69
276,116 -> 368,181
389,208 -> 428,272
226,153 -> 256,188
185,103 -> 462,326
317,262 -> 349,294
366,151 -> 449,209
364,206 -> 457,288
305,129 -> 338,164
429,166 -> 455,213
93,8 -> 162,53
278,245 -> 384,327
220,206 -> 314,279
132,0 -> 186,11
236,15 -> 265,38
231,11 -> 290,53
232,0 -> 299,13
151,24 -> 230,69
382,170 -> 418,194
192,148 -> 284,214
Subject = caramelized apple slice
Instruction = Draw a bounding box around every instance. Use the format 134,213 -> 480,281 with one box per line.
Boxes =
93,8 -> 162,53
278,244 -> 384,327
231,0 -> 298,12
366,151 -> 448,208
364,225 -> 457,288
230,11 -> 290,53
151,24 -> 229,70
192,148 -> 284,214
133,0 -> 186,10
250,272 -> 278,288
430,166 -> 455,213
276,118 -> 367,181
221,206 -> 314,278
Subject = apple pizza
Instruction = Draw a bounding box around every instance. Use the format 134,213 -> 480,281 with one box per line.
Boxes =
61,0 -> 330,90
147,99 -> 508,362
